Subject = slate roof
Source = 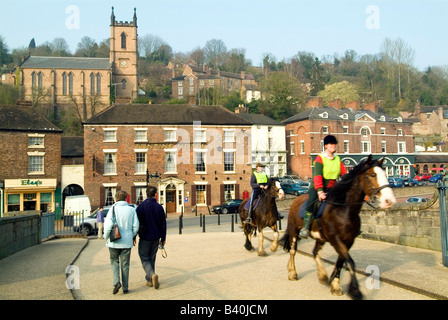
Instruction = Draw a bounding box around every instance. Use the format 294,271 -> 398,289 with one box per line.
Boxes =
20,56 -> 112,70
282,106 -> 412,124
236,113 -> 284,126
0,105 -> 62,132
61,137 -> 84,157
84,104 -> 252,126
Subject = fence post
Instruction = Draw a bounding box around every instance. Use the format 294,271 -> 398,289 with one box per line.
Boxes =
202,214 -> 206,233
231,214 -> 234,232
438,178 -> 448,267
179,214 -> 183,235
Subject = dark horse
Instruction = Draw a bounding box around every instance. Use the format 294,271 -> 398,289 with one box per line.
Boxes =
239,178 -> 285,256
279,155 -> 396,299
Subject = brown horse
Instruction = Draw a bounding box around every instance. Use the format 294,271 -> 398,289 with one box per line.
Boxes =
239,178 -> 285,256
279,155 -> 396,299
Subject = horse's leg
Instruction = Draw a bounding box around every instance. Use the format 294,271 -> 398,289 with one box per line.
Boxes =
257,228 -> 267,256
269,224 -> 279,252
243,222 -> 254,251
328,257 -> 344,296
287,235 -> 298,280
312,241 -> 328,285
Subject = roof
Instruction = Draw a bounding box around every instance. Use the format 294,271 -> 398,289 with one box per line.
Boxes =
61,137 -> 84,157
84,104 -> 252,126
0,105 -> 62,132
415,154 -> 448,163
282,106 -> 412,125
20,56 -> 112,70
236,113 -> 284,126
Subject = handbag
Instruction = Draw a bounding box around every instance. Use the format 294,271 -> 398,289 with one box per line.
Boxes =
109,205 -> 121,242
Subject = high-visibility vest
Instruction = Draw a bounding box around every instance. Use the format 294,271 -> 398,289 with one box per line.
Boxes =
320,153 -> 342,180
253,171 -> 268,184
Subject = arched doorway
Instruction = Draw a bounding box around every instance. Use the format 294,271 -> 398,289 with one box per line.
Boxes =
62,184 -> 84,211
165,183 -> 176,213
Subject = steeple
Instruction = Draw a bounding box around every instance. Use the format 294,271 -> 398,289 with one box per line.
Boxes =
133,8 -> 137,27
110,6 -> 115,26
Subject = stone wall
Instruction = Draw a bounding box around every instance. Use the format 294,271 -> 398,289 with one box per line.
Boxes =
0,214 -> 41,260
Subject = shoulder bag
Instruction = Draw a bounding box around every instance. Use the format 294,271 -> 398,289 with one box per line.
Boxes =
109,205 -> 121,242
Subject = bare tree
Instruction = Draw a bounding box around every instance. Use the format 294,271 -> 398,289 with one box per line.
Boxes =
204,39 -> 227,69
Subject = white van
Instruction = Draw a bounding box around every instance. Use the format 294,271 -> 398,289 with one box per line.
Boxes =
64,195 -> 91,216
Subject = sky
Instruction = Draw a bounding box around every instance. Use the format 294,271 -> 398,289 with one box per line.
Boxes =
2,0 -> 447,71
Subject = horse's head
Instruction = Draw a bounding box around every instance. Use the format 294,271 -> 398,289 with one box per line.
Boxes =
361,155 -> 396,209
267,178 -> 285,200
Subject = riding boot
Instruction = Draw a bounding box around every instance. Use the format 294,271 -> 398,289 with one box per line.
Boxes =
246,204 -> 253,223
299,211 -> 314,239
273,202 -> 283,220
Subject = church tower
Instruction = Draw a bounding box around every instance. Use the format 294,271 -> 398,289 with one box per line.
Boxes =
110,7 -> 138,102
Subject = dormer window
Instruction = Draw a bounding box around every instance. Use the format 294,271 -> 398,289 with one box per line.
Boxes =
380,115 -> 385,121
341,113 -> 348,120
320,112 -> 328,118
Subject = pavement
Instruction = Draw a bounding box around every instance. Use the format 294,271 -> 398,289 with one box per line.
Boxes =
1,212 -> 448,304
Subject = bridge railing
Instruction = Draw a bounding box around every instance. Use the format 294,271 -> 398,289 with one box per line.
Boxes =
437,178 -> 448,267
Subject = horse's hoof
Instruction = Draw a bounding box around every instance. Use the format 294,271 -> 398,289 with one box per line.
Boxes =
258,250 -> 268,257
288,272 -> 298,281
330,288 -> 343,296
318,275 -> 329,285
270,244 -> 278,252
348,288 -> 364,300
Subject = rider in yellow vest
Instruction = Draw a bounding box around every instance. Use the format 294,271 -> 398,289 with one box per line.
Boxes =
299,135 -> 347,238
246,162 -> 282,223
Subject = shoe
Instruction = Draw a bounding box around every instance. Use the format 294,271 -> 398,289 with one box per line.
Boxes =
152,274 -> 159,289
277,214 -> 284,220
123,289 -> 129,294
146,281 -> 153,287
113,282 -> 121,294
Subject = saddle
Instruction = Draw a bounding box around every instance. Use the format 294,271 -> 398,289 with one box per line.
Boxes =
298,199 -> 326,219
244,197 -> 261,211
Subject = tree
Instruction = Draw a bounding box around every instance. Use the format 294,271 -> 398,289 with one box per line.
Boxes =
50,38 -> 71,56
0,35 -> 12,65
204,39 -> 227,69
317,81 -> 360,105
75,36 -> 98,57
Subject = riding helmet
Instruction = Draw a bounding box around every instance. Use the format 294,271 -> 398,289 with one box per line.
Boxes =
323,135 -> 338,145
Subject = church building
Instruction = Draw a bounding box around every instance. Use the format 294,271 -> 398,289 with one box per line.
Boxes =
7,7 -> 138,120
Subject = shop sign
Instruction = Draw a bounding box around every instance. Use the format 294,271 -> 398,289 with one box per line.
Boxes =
21,179 -> 43,186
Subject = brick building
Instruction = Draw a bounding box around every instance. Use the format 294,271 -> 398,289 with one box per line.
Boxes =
283,98 -> 415,179
0,104 -> 63,216
83,104 -> 253,215
171,62 -> 258,104
3,7 -> 138,120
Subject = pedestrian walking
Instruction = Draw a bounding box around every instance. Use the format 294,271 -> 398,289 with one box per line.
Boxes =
97,207 -> 104,239
104,190 -> 139,294
136,186 -> 166,289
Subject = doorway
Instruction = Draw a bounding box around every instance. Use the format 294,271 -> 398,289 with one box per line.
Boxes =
166,183 -> 176,213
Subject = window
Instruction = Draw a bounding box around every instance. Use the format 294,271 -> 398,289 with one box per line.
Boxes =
37,72 -> 43,89
194,151 -> 206,172
104,129 -> 117,142
381,128 -> 386,135
121,32 -> 126,49
224,152 -> 235,172
320,112 -> 328,118
40,192 -> 52,212
300,141 -> 305,154
189,86 -> 194,95
135,152 -> 146,174
90,73 -> 95,95
361,127 -> 369,136
290,141 -> 295,155
28,136 -> 44,147
343,126 -> 348,134
398,142 -> 406,153
121,79 -> 126,89
224,184 -> 235,201
322,126 -> 329,134
135,129 -> 147,142
68,72 -> 73,95
96,73 -> 101,95
31,72 -> 36,88
104,153 -> 116,174
194,129 -> 206,143
178,87 -> 183,96
164,129 -> 177,142
29,155 -> 44,173
382,141 -> 387,153
62,73 -> 67,95
196,185 -> 207,205
361,141 -> 371,153
223,130 -> 234,142
398,129 -> 403,136
189,78 -> 194,86
7,194 -> 20,212
165,151 -> 176,173
135,187 -> 145,205
105,187 -> 116,206
344,141 -> 349,153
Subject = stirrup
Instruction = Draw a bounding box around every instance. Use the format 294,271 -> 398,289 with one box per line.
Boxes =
299,228 -> 309,239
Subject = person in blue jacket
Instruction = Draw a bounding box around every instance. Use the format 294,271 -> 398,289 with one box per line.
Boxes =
104,190 -> 140,294
136,185 -> 167,289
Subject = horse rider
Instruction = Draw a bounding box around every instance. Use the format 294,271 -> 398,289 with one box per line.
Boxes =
299,135 -> 347,239
246,162 -> 283,223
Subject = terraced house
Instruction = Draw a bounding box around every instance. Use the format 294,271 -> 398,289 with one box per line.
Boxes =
83,104 -> 253,215
283,98 -> 415,179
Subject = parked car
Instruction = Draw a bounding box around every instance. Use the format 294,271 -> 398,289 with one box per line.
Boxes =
414,173 -> 432,182
406,197 -> 430,203
211,199 -> 243,214
281,182 -> 308,196
429,173 -> 444,183
411,178 -> 425,186
281,175 -> 302,183
388,177 -> 404,188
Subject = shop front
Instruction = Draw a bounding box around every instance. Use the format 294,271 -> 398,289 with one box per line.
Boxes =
4,179 -> 57,215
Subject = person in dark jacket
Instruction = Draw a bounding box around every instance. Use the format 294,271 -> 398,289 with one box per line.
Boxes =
136,186 -> 166,289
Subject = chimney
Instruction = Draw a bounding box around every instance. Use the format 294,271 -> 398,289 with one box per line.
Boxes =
240,71 -> 245,80
328,99 -> 342,110
235,104 -> 248,114
414,100 -> 421,116
345,100 -> 360,110
363,102 -> 378,113
307,97 -> 323,109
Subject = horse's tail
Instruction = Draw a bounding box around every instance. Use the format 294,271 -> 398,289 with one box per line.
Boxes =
279,230 -> 291,252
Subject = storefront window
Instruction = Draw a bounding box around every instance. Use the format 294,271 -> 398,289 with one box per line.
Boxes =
40,192 -> 52,212
8,194 -> 20,212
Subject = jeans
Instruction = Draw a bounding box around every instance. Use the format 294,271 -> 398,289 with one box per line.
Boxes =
109,247 -> 132,291
138,239 -> 159,282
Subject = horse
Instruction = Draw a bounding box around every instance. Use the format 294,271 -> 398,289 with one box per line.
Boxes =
279,155 -> 396,299
239,178 -> 285,256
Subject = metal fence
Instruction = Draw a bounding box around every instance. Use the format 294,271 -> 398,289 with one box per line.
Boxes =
41,212 -> 55,240
437,178 -> 448,267
40,211 -> 87,239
